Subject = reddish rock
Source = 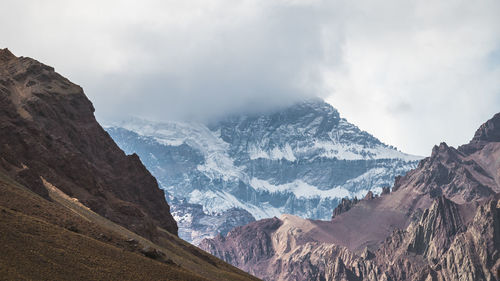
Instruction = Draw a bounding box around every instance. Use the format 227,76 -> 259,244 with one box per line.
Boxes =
0,49 -> 177,239
201,112 -> 500,281
471,112 -> 500,142
331,197 -> 359,220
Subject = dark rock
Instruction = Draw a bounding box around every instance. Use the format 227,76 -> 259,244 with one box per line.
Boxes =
459,112 -> 500,154
364,190 -> 374,200
392,175 -> 403,192
381,186 -> 390,195
0,48 -> 15,62
66,225 -> 79,233
471,112 -> 500,143
332,197 -> 359,220
140,247 -> 166,260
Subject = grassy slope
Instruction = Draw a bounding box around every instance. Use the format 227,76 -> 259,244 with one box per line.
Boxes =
0,172 -> 259,281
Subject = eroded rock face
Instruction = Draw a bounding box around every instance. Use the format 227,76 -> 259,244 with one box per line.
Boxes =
471,113 -> 500,143
0,49 -> 178,239
406,196 -> 464,256
200,112 -> 500,281
200,217 -> 282,270
202,197 -> 500,281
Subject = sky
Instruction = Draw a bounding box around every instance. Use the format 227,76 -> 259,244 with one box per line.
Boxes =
1,0 -> 499,156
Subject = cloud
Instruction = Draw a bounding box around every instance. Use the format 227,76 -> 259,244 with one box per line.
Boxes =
1,0 -> 332,121
1,0 -> 499,155
322,0 -> 500,155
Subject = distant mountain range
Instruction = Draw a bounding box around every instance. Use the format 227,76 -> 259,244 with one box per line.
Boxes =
106,99 -> 421,244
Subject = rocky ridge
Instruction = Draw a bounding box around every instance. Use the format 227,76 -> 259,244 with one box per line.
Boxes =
200,112 -> 500,281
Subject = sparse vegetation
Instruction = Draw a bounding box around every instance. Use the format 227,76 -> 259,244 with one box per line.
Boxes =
0,171 -> 260,281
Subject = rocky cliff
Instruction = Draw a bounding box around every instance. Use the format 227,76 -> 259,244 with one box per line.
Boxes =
0,48 -> 177,239
200,112 -> 500,281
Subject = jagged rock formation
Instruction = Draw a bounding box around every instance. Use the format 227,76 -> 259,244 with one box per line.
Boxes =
405,196 -> 464,257
200,112 -> 500,281
0,48 -> 177,239
471,113 -> 500,142
106,100 -> 420,243
331,197 -> 359,219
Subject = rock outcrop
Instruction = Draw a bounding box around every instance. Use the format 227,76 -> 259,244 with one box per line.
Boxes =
201,112 -> 500,281
471,113 -> 500,143
331,197 -> 359,220
0,48 -> 177,239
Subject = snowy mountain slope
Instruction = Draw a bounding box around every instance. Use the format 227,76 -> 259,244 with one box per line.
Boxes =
106,99 -> 421,243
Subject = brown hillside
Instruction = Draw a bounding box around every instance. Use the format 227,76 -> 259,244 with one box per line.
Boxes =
0,48 -> 176,239
0,48 -> 260,281
0,169 -> 260,281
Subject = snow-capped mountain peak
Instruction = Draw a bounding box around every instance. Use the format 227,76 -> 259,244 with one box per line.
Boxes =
106,99 -> 421,243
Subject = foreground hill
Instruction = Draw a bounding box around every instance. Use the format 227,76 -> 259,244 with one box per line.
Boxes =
106,100 -> 420,244
0,48 -> 259,281
200,113 -> 500,280
0,167 -> 259,280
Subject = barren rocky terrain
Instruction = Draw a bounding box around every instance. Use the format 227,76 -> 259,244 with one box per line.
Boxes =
201,112 -> 500,280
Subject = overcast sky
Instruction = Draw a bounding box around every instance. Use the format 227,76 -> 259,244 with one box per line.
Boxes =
1,0 -> 499,156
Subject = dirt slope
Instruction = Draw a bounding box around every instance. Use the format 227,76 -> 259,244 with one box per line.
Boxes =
0,170 -> 260,281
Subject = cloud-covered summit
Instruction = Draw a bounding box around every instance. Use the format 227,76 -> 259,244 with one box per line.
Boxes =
1,0 -> 499,155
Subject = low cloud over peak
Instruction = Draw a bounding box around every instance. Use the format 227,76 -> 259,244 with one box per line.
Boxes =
1,0 -> 499,155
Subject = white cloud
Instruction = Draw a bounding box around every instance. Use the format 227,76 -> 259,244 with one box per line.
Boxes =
1,0 -> 499,155
322,0 -> 500,155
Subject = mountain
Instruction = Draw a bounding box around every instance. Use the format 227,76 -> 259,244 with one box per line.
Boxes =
106,99 -> 420,243
199,113 -> 500,281
0,48 -> 259,281
0,48 -> 176,238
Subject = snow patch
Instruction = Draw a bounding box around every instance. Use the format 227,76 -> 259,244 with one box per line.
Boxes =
250,178 -> 351,199
197,154 -> 243,181
188,189 -> 282,220
249,143 -> 296,161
